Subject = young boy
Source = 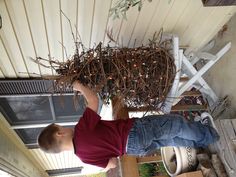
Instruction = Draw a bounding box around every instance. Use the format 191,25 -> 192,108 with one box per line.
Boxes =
38,81 -> 219,170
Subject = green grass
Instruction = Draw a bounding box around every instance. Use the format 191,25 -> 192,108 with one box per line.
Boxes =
139,162 -> 169,177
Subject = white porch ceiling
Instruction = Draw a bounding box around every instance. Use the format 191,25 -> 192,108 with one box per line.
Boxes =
1,0 -> 236,176
29,149 -> 101,177
0,0 -> 236,79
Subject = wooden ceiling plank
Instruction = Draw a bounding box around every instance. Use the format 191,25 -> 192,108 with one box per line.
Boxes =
75,0 -> 79,43
197,7 -> 236,50
23,0 -> 54,75
68,152 -> 74,168
65,152 -> 74,168
35,151 -> 52,170
115,18 -> 124,45
59,0 -> 65,62
186,6 -> 231,48
127,11 -> 140,47
189,6 -> 236,51
43,151 -> 56,170
60,0 -> 78,60
171,0 -> 202,38
0,68 -> 5,78
50,153 -> 59,169
117,3 -> 140,47
40,0 -> 54,75
90,0 -> 112,47
4,0 -> 30,77
0,1 -> 29,77
33,149 -> 50,170
29,149 -> 48,171
103,0 -> 123,47
88,0 -> 95,48
22,0 -> 42,77
142,0 -> 175,46
76,0 -> 96,49
60,152 -> 67,168
162,0 -> 190,33
180,4 -> 216,46
0,35 -> 18,78
128,0 -> 160,48
102,0 -> 113,46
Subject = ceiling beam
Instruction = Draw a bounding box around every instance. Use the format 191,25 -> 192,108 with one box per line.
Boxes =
46,167 -> 83,176
11,121 -> 79,129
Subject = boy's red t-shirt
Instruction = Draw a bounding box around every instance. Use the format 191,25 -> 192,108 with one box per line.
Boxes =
73,107 -> 135,168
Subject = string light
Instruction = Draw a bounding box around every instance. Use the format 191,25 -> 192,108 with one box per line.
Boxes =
35,38 -> 176,110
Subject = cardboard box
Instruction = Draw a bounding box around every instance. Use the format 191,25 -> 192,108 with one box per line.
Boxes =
176,171 -> 203,177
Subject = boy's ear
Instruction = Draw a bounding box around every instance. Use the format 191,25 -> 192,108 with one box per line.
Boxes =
55,129 -> 66,137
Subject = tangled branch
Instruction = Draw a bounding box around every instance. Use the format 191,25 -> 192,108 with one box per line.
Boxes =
34,41 -> 176,110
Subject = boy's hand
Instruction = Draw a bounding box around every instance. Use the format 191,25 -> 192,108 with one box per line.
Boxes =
72,80 -> 82,92
108,157 -> 117,169
72,80 -> 99,113
103,157 -> 118,172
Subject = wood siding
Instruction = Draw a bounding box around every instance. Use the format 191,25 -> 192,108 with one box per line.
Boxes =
0,0 -> 236,78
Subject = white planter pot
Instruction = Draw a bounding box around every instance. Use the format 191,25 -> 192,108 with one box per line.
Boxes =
161,146 -> 197,176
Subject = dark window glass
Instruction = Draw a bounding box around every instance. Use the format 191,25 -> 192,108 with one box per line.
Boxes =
0,97 -> 52,123
16,128 -> 44,145
53,95 -> 85,119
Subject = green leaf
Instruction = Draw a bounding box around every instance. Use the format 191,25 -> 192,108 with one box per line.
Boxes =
109,0 -> 152,20
138,1 -> 143,11
132,1 -> 141,6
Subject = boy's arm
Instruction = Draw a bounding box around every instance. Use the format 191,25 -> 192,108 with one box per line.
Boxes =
72,81 -> 99,113
103,157 -> 118,172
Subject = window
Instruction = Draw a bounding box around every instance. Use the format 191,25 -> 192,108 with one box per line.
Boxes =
2,97 -> 52,122
0,95 -> 85,148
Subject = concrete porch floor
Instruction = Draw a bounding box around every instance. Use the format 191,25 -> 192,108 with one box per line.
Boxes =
204,13 -> 236,119
202,14 -> 236,177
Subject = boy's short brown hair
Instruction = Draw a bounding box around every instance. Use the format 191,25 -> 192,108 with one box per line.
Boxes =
37,123 -> 62,153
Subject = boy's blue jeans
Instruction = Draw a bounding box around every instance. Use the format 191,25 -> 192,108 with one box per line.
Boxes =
126,114 -> 219,156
